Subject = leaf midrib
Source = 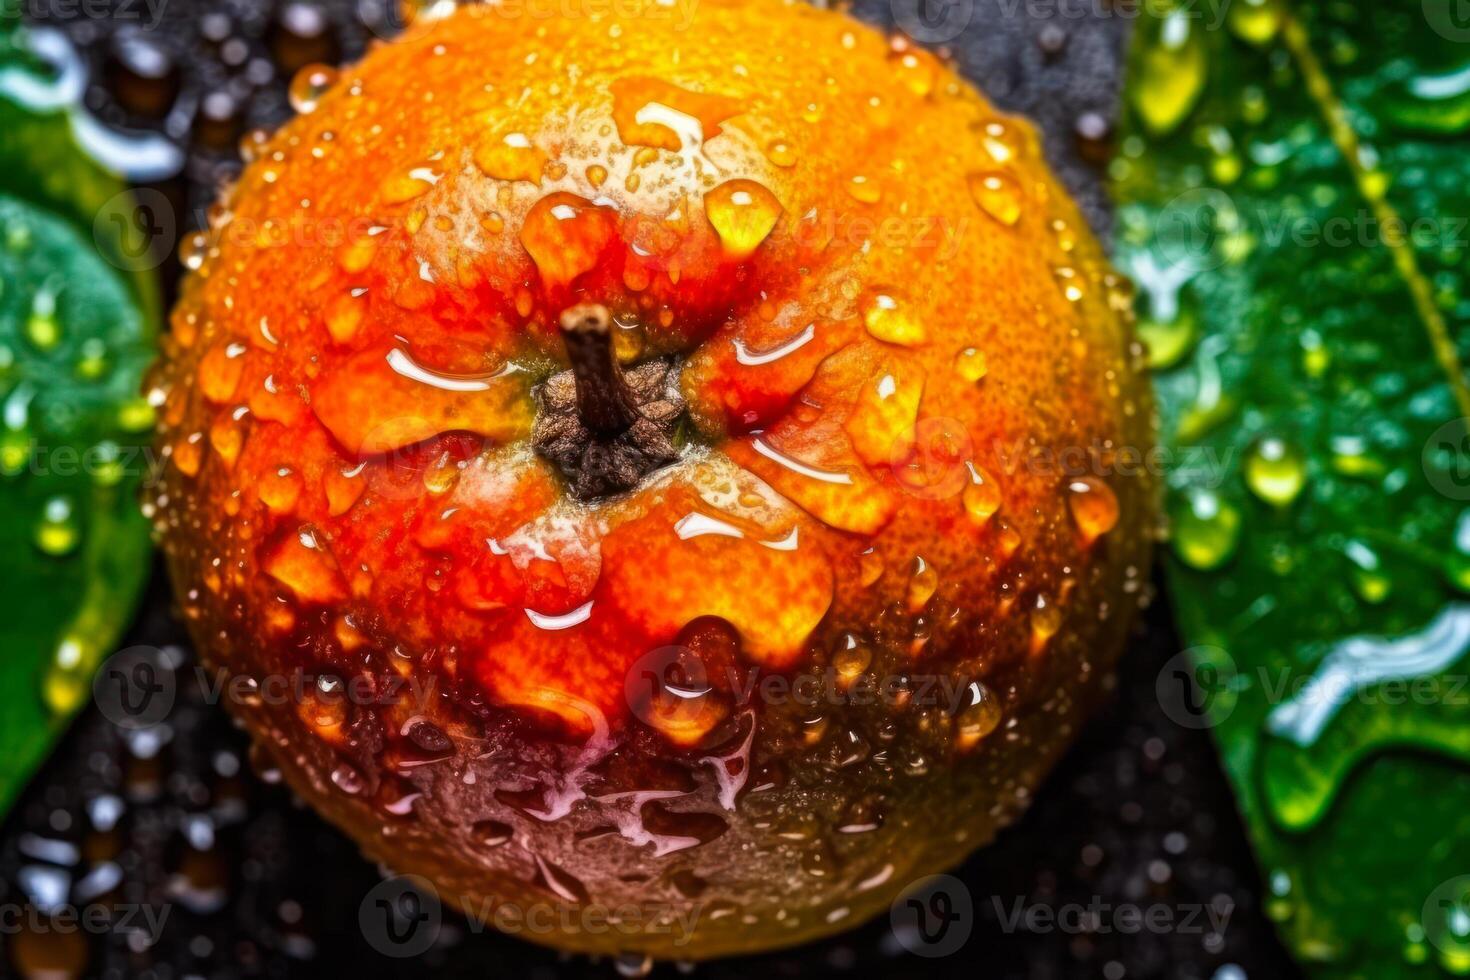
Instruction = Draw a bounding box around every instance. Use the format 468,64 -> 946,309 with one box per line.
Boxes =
1280,7 -> 1470,420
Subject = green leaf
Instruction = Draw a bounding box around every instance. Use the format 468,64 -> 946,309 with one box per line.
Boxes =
1115,0 -> 1470,974
0,24 -> 158,816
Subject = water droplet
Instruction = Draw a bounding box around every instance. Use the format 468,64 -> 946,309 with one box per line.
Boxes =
906,555 -> 939,613
1054,265 -> 1085,302
862,291 -> 926,346
1030,594 -> 1063,652
1171,489 -> 1242,571
1228,0 -> 1281,44
614,953 -> 654,978
832,633 -> 872,687
1132,9 -> 1207,135
1136,309 -> 1198,370
845,174 -> 882,204
258,467 -> 302,514
41,637 -> 89,715
704,179 -> 782,259
25,291 -> 60,351
474,130 -> 548,183
35,496 -> 80,556
519,192 -> 617,287
325,290 -> 367,344
967,171 -> 1023,226
1244,436 -> 1306,507
954,681 -> 1002,750
1067,477 -> 1120,545
287,63 -> 337,114
766,139 -> 797,167
963,462 -> 1003,525
1344,540 -> 1391,604
954,346 -> 988,382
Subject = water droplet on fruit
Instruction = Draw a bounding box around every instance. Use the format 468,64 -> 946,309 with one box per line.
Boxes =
968,171 -> 1023,225
474,130 -> 548,183
953,346 -> 988,382
330,763 -> 365,795
954,681 -> 1002,750
832,633 -> 872,687
962,462 -> 1003,525
1054,265 -> 1085,302
862,291 -> 926,346
1067,477 -> 1120,545
325,290 -> 367,344
380,167 -> 439,205
258,466 -> 302,514
287,63 -> 337,114
705,179 -> 782,259
472,820 -> 513,848
906,556 -> 938,613
1030,594 -> 1063,652
263,526 -> 346,604
520,192 -> 617,287
766,139 -> 797,167
197,342 -> 246,403
1245,435 -> 1306,507
845,174 -> 882,204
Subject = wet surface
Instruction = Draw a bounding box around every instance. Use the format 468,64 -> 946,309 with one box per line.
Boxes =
2,1 -> 1302,976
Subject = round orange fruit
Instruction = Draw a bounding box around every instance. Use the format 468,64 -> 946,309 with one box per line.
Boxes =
148,0 -> 1155,960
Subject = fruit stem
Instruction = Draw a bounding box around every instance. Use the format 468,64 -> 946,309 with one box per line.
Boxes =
559,304 -> 642,436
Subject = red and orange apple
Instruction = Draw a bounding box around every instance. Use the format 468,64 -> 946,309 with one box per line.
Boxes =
149,0 -> 1154,959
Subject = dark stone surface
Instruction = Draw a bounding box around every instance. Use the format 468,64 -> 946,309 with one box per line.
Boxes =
2,1 -> 1304,977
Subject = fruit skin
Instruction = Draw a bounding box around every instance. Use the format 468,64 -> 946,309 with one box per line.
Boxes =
149,0 -> 1155,960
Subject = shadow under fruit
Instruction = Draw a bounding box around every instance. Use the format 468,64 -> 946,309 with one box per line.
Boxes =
147,0 -> 1156,959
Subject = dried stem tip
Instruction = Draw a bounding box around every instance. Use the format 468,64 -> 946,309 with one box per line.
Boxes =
559,304 -> 642,436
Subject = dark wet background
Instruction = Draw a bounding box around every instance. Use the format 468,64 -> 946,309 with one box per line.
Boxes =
1,1 -> 1304,976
